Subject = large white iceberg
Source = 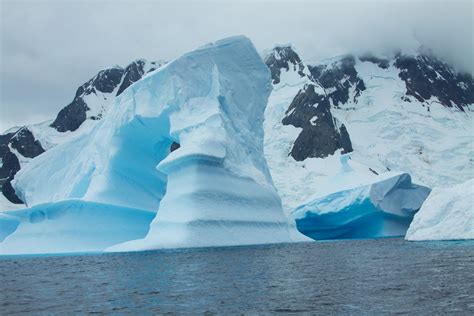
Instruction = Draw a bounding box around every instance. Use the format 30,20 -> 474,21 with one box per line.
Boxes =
110,37 -> 293,250
3,36 -> 293,254
406,179 -> 474,241
292,160 -> 431,240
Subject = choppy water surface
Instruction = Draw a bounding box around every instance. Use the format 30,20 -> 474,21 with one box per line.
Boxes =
1,238 -> 473,314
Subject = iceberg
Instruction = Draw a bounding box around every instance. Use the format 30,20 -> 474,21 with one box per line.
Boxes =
406,179 -> 474,241
292,169 -> 431,240
4,36 -> 293,254
110,37 -> 293,251
0,200 -> 155,255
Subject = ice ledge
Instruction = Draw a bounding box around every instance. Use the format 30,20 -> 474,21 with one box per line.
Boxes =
0,200 -> 155,255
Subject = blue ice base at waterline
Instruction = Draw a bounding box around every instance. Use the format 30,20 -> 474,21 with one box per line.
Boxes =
292,173 -> 431,240
0,200 -> 155,255
295,203 -> 414,240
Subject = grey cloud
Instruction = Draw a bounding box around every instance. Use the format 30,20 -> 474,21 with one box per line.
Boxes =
1,0 -> 472,131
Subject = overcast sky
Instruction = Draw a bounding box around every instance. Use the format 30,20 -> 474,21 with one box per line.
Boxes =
0,0 -> 472,132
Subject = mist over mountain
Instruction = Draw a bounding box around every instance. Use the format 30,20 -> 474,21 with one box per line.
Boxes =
1,0 -> 472,131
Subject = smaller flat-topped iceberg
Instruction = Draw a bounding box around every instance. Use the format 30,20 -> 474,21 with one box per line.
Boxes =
292,163 -> 431,240
406,179 -> 474,241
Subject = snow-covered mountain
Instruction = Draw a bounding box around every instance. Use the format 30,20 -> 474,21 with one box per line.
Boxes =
0,59 -> 165,205
0,37 -> 472,252
263,45 -> 473,214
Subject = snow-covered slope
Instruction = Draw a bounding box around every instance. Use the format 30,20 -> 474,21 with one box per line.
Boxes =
3,36 -> 294,254
406,179 -> 474,241
0,59 -> 165,205
263,45 -> 473,218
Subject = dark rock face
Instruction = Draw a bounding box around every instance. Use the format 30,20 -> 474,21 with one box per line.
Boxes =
279,55 -> 363,160
50,98 -> 90,132
308,55 -> 366,107
50,61 -> 165,133
264,46 -> 305,84
116,60 -> 164,96
117,60 -> 146,96
395,54 -> 474,111
282,84 -> 353,161
2,169 -> 23,204
10,128 -> 45,158
264,47 -> 357,161
0,133 -> 17,185
50,67 -> 125,132
76,67 -> 125,97
0,127 -> 44,203
359,54 -> 390,69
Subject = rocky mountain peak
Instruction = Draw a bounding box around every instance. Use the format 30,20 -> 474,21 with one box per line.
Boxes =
282,83 -> 353,161
264,45 -> 305,84
50,59 -> 165,133
394,53 -> 473,111
307,55 -> 366,107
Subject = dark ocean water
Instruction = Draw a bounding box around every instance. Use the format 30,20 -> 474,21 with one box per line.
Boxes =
1,238 -> 473,314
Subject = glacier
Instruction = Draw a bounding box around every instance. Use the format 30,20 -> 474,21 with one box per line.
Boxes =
2,36 -> 294,254
292,158 -> 431,240
406,179 -> 474,241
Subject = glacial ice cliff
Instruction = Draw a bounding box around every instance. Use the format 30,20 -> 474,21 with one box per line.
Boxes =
406,179 -> 474,241
2,36 -> 294,254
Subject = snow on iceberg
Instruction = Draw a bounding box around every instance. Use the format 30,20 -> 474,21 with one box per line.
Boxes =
7,36 -> 294,253
292,166 -> 431,240
0,200 -> 155,255
406,179 -> 474,241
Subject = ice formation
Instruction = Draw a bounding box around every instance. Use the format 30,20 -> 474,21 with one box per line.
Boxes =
3,36 -> 293,254
0,200 -> 155,255
292,158 -> 431,240
406,179 -> 474,241
110,36 -> 293,251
